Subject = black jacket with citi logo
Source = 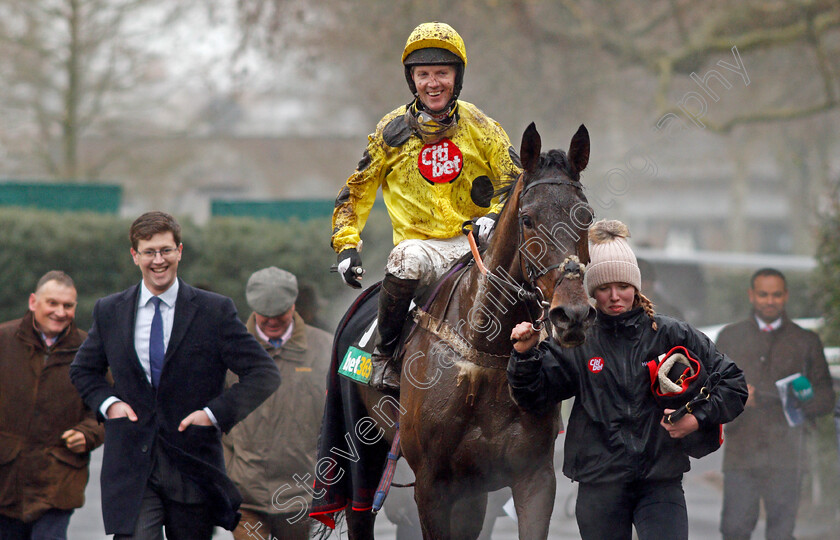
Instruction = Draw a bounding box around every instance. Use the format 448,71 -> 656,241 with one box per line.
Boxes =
507,308 -> 747,484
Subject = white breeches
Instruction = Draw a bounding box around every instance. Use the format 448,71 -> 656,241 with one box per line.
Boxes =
385,236 -> 470,285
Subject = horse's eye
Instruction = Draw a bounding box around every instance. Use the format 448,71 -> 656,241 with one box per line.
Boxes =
521,215 -> 534,229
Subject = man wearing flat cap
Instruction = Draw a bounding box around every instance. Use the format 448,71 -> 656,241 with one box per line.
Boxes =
223,267 -> 332,540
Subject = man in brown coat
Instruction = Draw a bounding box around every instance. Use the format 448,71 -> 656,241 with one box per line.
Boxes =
223,267 -> 331,540
718,268 -> 835,540
0,271 -> 105,538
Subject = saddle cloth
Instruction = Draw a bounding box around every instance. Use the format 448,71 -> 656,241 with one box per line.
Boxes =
309,283 -> 392,528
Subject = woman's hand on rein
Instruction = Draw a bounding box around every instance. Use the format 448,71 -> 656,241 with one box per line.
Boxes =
511,321 -> 540,353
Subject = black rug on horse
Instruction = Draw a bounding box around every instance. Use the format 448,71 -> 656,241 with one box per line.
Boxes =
309,281 -> 395,529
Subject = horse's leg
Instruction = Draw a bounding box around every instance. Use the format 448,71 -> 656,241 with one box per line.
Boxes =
510,462 -> 556,540
450,493 -> 489,540
413,474 -> 457,540
346,508 -> 376,540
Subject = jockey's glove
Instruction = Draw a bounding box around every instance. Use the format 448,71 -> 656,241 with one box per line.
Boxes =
337,248 -> 364,289
475,213 -> 499,246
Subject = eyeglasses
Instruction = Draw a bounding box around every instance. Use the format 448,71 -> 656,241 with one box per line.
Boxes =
138,247 -> 179,260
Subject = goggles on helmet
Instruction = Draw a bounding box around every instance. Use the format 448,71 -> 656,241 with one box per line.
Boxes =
405,99 -> 459,144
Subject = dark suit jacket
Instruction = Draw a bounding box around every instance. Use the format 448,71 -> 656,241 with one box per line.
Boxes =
70,279 -> 281,534
718,315 -> 835,472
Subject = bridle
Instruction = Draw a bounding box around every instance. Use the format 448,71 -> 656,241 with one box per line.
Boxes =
468,174 -> 588,332
519,176 -> 586,279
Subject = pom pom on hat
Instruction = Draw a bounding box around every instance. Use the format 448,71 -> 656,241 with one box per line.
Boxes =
590,219 -> 631,245
584,219 -> 641,296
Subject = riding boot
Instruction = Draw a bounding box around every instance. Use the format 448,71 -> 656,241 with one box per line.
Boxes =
370,273 -> 420,392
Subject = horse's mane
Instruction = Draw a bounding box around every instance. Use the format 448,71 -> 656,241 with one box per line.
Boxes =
492,171 -> 519,203
493,149 -> 578,208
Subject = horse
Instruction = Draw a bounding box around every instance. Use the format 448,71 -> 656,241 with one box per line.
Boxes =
342,122 -> 595,539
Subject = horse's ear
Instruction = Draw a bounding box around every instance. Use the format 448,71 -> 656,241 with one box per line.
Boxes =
520,122 -> 541,174
578,235 -> 590,265
568,124 -> 590,175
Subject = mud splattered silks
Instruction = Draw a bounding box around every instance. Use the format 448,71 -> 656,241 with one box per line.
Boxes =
385,235 -> 469,283
330,100 -> 520,253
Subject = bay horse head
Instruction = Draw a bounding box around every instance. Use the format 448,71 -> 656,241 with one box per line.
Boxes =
517,122 -> 596,346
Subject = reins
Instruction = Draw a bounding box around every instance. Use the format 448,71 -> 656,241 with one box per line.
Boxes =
417,171 -> 589,368
466,229 -> 549,331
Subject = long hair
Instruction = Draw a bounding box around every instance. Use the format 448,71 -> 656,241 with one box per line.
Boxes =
635,291 -> 658,331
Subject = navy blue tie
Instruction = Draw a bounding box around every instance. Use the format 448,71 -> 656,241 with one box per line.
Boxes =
149,297 -> 165,387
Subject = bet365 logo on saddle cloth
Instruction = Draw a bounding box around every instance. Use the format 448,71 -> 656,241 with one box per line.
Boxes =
338,346 -> 373,383
418,138 -> 463,184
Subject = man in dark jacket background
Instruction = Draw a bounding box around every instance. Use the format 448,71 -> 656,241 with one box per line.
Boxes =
223,266 -> 331,540
0,271 -> 105,538
718,267 -> 835,540
71,212 -> 281,539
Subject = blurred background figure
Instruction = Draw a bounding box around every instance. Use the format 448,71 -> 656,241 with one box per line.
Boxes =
717,268 -> 835,540
0,271 -> 105,539
224,266 -> 332,540
294,282 -> 330,331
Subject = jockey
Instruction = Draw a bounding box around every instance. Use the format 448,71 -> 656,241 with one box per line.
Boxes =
332,21 -> 521,392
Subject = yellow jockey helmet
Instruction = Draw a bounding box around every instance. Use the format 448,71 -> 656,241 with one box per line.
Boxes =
402,22 -> 467,104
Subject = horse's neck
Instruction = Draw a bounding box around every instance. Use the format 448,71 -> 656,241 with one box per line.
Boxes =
454,189 -> 531,356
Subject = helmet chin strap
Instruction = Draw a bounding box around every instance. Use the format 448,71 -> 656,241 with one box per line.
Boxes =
408,99 -> 459,143
414,95 -> 457,117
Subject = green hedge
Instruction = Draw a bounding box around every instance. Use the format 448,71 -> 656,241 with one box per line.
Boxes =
0,207 -> 393,333
4,205 -> 835,342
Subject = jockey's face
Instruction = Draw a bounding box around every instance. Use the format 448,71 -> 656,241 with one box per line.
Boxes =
412,64 -> 456,112
749,275 -> 788,323
593,282 -> 635,316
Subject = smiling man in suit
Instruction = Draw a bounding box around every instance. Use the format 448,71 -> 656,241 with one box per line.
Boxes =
70,211 -> 281,539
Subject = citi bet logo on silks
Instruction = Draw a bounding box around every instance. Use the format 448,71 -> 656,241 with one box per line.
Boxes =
588,357 -> 605,373
418,138 -> 463,184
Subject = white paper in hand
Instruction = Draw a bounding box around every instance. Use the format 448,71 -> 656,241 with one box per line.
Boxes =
775,372 -> 805,427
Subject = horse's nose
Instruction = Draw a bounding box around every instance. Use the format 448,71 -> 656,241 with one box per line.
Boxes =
549,303 -> 596,329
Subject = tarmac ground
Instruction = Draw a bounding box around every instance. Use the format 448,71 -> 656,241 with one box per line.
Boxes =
69,432 -> 840,538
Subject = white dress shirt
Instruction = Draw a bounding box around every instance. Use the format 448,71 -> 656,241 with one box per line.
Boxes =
755,315 -> 782,332
99,281 -> 178,418
98,280 -> 219,426
135,280 -> 179,382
